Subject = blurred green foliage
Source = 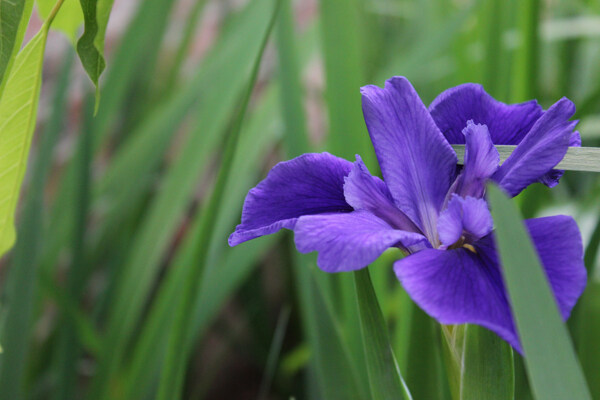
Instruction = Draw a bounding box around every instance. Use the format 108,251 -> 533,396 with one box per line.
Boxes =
0,0 -> 600,398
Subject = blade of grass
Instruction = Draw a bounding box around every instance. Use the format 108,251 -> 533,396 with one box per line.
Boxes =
258,305 -> 291,400
404,303 -> 446,400
460,325 -> 514,399
87,2 -> 282,398
487,183 -> 591,400
576,281 -> 600,399
155,2 -> 282,397
0,1 -> 66,397
52,94 -> 94,400
354,268 -> 412,400
453,145 -> 600,173
120,87 -> 281,400
41,0 -> 177,271
511,0 -> 540,102
294,256 -> 366,399
276,0 -> 309,157
319,0 -> 372,166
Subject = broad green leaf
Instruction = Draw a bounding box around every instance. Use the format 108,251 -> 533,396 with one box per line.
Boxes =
0,0 -> 33,92
487,183 -> 591,400
0,12 -> 51,257
36,0 -> 83,41
442,324 -> 513,400
76,0 -> 115,104
0,4 -> 62,397
354,268 -> 411,400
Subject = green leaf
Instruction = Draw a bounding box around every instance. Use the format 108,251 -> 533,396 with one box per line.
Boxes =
319,0 -> 374,168
0,11 -> 51,257
0,3 -> 62,396
354,268 -> 411,400
443,325 -> 513,400
295,259 -> 366,400
155,1 -> 283,397
87,1 -> 283,398
576,282 -> 600,399
487,183 -> 591,400
404,302 -> 447,400
0,0 -> 33,93
37,0 -> 83,41
76,0 -> 115,105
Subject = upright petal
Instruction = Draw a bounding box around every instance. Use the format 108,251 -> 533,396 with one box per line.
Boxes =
395,214 -> 586,353
429,83 -> 543,144
294,211 -> 427,272
437,195 -> 493,247
539,130 -> 582,187
451,121 -> 499,198
344,155 -> 422,233
361,76 -> 457,242
229,153 -> 353,246
492,98 -> 577,197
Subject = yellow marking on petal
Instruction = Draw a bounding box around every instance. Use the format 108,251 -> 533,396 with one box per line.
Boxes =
463,243 -> 477,254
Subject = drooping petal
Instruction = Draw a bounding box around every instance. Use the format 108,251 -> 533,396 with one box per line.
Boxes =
538,130 -> 582,187
344,155 -> 421,233
492,98 -> 577,197
394,244 -> 519,350
229,153 -> 353,246
361,76 -> 457,242
451,121 -> 499,198
437,195 -> 493,247
525,215 -> 587,319
429,83 -> 543,145
395,214 -> 586,353
294,211 -> 427,272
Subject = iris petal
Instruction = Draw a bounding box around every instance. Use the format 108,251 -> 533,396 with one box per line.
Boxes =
229,153 -> 353,246
429,83 -> 543,145
450,121 -> 499,198
438,195 -> 493,247
344,155 -> 422,233
294,211 -> 428,272
395,214 -> 586,354
492,98 -> 577,197
361,76 -> 457,242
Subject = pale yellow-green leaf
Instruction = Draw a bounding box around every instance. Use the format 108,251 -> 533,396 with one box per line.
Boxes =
36,0 -> 82,41
0,23 -> 50,257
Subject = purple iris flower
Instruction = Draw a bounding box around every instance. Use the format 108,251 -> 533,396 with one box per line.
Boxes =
229,76 -> 586,353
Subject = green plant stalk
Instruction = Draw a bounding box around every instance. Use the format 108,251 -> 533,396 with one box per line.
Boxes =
276,0 -> 309,157
354,268 -> 411,400
52,95 -> 94,400
155,1 -> 282,398
511,0 -> 539,102
162,0 -> 208,92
